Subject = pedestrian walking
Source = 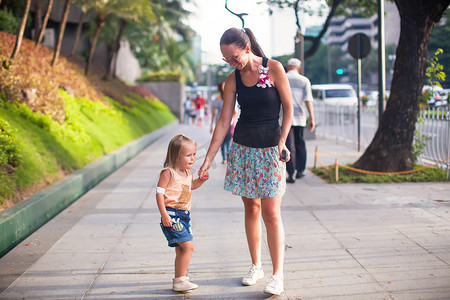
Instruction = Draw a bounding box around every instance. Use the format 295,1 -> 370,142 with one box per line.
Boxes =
198,27 -> 293,295
183,96 -> 193,125
156,134 -> 209,293
193,93 -> 206,127
285,58 -> 315,183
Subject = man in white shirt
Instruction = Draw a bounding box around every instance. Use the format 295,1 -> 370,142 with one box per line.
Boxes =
285,58 -> 315,183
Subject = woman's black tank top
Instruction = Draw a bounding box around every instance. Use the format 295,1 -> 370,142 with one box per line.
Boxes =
233,57 -> 281,148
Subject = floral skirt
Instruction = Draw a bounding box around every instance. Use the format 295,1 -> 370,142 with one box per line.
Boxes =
224,142 -> 286,199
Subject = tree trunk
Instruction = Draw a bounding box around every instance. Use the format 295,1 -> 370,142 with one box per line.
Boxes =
105,18 -> 126,79
51,0 -> 71,66
85,15 -> 106,76
33,0 -> 42,40
70,10 -> 85,57
36,0 -> 53,46
10,0 -> 31,59
352,0 -> 449,172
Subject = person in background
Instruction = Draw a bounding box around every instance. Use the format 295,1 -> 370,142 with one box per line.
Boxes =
210,82 -> 232,164
198,27 -> 293,296
285,58 -> 315,183
193,93 -> 206,127
183,96 -> 193,125
156,134 -> 209,293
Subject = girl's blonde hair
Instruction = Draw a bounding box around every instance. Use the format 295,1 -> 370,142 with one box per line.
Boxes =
164,134 -> 196,168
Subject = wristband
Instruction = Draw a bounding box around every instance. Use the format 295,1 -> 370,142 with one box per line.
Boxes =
156,187 -> 166,194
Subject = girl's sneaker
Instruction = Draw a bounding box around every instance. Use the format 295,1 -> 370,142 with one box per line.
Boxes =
173,276 -> 199,293
263,275 -> 284,295
241,264 -> 264,286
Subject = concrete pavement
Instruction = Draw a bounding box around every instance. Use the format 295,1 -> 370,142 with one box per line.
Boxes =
0,124 -> 449,299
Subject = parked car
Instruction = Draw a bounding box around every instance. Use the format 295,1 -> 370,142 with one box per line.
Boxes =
311,84 -> 357,106
423,85 -> 448,107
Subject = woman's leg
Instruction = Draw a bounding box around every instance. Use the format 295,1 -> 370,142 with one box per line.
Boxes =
261,196 -> 284,276
242,197 -> 262,266
174,241 -> 194,277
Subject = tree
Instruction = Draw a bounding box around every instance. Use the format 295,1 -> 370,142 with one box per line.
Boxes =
33,0 -> 42,40
69,4 -> 86,57
265,0 -> 377,59
51,0 -> 71,66
10,0 -> 31,59
428,9 -> 450,88
35,0 -> 54,46
80,0 -> 154,75
352,0 -> 450,172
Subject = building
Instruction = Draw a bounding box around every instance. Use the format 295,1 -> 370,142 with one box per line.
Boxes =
325,2 -> 400,49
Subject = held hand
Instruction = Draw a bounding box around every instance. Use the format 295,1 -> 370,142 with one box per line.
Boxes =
279,147 -> 291,162
161,214 -> 173,227
198,170 -> 209,181
198,160 -> 211,180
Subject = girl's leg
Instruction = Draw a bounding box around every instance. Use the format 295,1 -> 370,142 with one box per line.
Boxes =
174,241 -> 194,277
242,197 -> 262,266
261,196 -> 285,276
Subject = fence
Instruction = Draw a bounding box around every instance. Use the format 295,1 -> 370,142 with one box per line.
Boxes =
314,102 -> 450,175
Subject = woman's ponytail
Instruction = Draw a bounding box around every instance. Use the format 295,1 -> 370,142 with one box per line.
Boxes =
220,27 -> 265,58
242,28 -> 265,58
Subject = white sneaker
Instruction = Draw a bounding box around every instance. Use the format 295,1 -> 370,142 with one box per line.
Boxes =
241,264 -> 264,286
173,276 -> 199,293
264,275 -> 284,295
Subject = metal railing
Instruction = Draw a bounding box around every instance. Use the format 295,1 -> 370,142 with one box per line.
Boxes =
314,102 -> 450,174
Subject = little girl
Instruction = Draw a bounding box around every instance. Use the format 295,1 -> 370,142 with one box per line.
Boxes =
156,134 -> 209,293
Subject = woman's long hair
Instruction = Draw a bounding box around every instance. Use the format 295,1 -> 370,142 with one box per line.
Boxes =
220,27 -> 265,57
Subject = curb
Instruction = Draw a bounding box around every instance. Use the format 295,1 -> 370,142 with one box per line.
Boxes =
0,121 -> 178,258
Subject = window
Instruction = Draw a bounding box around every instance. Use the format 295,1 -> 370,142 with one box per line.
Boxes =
325,89 -> 355,98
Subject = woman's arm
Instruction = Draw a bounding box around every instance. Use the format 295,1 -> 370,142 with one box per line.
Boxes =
210,105 -> 218,134
198,73 -> 236,178
269,59 -> 293,160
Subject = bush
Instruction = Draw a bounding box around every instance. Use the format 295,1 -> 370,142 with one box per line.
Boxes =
312,164 -> 447,183
0,10 -> 19,34
137,70 -> 185,82
0,117 -> 21,168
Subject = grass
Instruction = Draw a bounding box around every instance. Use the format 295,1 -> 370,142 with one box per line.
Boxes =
0,32 -> 177,210
311,164 -> 448,183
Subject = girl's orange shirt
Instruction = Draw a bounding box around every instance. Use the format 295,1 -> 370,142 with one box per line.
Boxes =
161,168 -> 192,211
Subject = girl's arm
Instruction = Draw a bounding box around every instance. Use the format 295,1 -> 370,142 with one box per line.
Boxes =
156,169 -> 172,227
198,74 -> 236,178
192,170 -> 209,190
269,59 -> 293,161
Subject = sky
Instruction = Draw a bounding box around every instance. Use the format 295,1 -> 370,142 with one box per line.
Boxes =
185,0 -> 327,65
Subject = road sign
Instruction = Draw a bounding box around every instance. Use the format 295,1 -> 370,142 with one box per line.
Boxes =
348,33 -> 371,59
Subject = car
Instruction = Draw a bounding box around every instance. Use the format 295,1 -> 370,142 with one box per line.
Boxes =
311,84 -> 357,106
423,85 -> 448,107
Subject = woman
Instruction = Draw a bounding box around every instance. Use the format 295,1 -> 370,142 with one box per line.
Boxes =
198,27 -> 293,295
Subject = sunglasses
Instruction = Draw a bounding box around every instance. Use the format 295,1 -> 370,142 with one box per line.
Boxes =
222,49 -> 246,64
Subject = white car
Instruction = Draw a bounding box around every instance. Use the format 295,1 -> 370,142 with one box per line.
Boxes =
311,84 -> 357,106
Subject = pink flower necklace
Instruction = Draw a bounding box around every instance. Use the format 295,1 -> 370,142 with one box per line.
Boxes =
257,65 -> 273,88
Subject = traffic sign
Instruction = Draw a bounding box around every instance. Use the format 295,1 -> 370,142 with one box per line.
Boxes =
348,33 -> 371,59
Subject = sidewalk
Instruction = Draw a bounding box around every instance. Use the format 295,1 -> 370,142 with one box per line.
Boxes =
0,124 -> 449,299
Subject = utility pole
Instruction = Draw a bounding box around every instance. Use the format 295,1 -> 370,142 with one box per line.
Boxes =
377,0 -> 386,124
